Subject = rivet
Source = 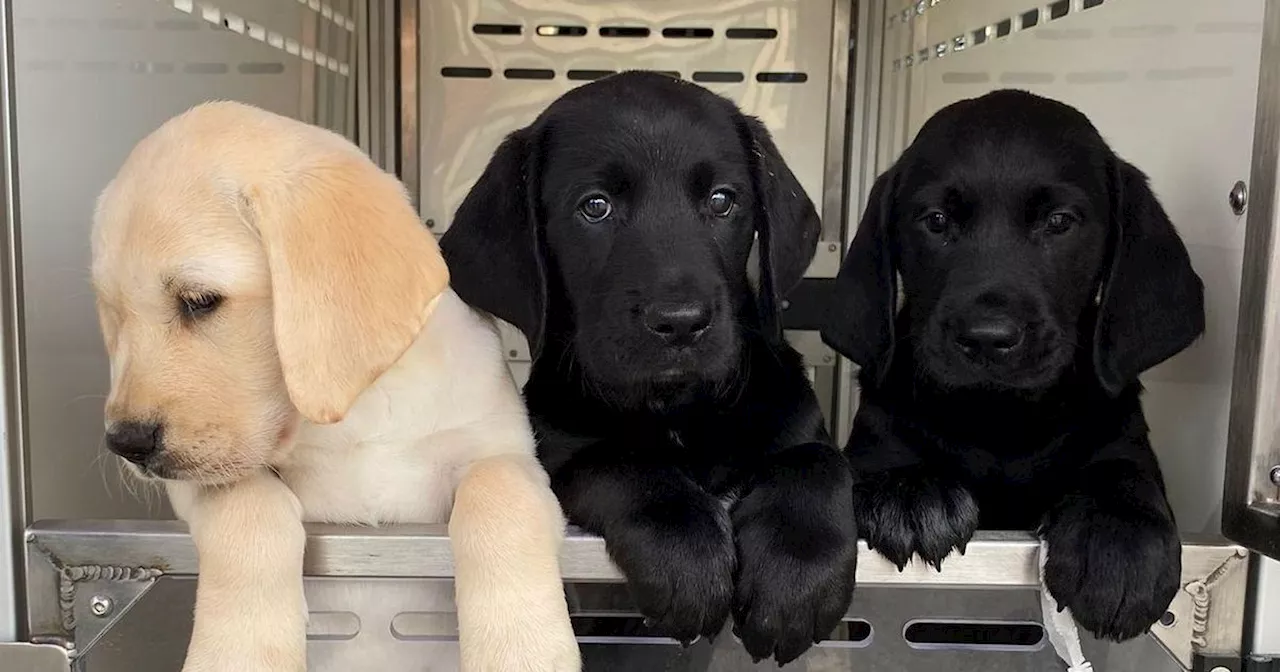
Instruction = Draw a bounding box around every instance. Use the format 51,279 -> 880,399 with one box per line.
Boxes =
1229,181 -> 1248,216
1159,611 -> 1176,627
425,218 -> 436,229
89,595 -> 113,618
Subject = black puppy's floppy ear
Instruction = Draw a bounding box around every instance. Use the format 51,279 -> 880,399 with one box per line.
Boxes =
742,116 -> 821,340
1093,159 -> 1204,395
821,170 -> 898,385
439,129 -> 548,358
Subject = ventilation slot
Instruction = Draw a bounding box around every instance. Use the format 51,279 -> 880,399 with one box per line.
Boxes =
600,26 -> 650,38
1020,9 -> 1040,29
473,23 -> 520,36
827,619 -> 874,645
1083,0 -> 1104,8
1048,0 -> 1070,20
903,621 -> 1045,652
662,27 -> 713,38
995,18 -> 1013,38
536,25 -> 586,37
571,615 -> 661,640
726,27 -> 777,39
440,66 -> 492,78
692,71 -> 744,83
757,71 -> 808,83
504,68 -> 555,80
972,27 -> 989,45
567,69 -> 615,81
648,70 -> 681,79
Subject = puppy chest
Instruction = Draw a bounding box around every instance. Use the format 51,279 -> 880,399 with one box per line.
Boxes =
280,446 -> 457,525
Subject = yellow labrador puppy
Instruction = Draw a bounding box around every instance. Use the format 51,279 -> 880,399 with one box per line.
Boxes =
90,101 -> 581,672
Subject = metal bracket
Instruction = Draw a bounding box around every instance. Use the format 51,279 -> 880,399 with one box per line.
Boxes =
1152,547 -> 1251,669
68,571 -> 160,659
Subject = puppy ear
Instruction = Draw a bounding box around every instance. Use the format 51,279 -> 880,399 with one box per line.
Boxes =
439,130 -> 548,359
742,116 -> 821,340
820,170 -> 898,385
245,152 -> 449,425
1093,159 -> 1204,395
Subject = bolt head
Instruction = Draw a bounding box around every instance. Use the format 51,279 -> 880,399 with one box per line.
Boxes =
89,595 -> 113,617
1270,465 -> 1280,486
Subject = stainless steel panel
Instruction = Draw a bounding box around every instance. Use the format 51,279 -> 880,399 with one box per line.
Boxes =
10,0 -> 356,523
0,0 -> 24,642
853,0 -> 1266,538
417,0 -> 838,244
1224,0 -> 1280,561
1253,556 -> 1280,656
25,520 -> 1250,670
62,580 -> 1199,672
0,642 -> 71,671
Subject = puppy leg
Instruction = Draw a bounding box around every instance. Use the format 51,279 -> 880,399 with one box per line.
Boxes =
845,404 -> 980,570
731,442 -> 857,666
171,471 -> 307,672
1041,439 -> 1180,641
450,453 -> 580,672
550,446 -> 736,646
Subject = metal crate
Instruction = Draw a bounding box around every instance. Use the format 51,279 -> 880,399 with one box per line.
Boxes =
2,0 -> 1278,670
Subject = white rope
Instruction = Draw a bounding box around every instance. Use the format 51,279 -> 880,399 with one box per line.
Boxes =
1039,539 -> 1093,672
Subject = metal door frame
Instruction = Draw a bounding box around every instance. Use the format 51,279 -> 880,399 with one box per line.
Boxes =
1223,0 -> 1280,563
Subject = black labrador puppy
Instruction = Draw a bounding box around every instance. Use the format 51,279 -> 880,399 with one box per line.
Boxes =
821,89 -> 1203,641
441,71 -> 856,665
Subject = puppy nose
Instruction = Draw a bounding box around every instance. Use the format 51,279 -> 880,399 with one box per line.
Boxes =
105,421 -> 161,464
955,317 -> 1025,357
643,301 -> 712,343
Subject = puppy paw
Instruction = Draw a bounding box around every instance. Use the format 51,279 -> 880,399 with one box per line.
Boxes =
605,509 -> 735,645
731,523 -> 856,665
855,468 -> 979,570
1042,498 -> 1180,641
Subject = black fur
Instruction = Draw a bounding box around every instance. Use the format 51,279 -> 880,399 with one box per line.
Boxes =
821,89 -> 1203,642
442,71 -> 856,666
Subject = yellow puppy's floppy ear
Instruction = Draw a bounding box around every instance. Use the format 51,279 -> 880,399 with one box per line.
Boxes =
244,151 -> 449,424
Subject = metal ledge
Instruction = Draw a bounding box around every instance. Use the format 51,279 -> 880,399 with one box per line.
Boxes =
22,520 -> 1252,669
25,519 -> 1244,587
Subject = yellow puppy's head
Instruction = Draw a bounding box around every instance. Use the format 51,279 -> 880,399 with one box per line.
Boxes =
91,102 -> 448,485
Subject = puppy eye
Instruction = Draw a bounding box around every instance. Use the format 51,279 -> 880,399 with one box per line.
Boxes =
578,194 -> 613,223
708,189 -> 736,217
179,293 -> 223,319
921,210 -> 950,234
1045,211 -> 1077,235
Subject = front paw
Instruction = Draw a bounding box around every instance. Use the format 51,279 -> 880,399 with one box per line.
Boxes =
732,518 -> 857,665
1042,499 -> 1180,641
605,512 -> 735,645
855,468 -> 979,570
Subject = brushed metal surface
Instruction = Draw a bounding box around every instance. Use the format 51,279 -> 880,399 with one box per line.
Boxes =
0,642 -> 71,671
1224,0 -> 1280,561
24,519 -> 1248,591
416,0 -> 838,245
0,0 -> 23,642
1253,555 -> 1280,656
71,579 -> 1200,672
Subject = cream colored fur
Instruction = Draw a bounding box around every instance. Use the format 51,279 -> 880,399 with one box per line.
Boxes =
91,101 -> 580,672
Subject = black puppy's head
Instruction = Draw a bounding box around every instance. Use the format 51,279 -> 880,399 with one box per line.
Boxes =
442,71 -> 819,403
823,89 -> 1203,395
